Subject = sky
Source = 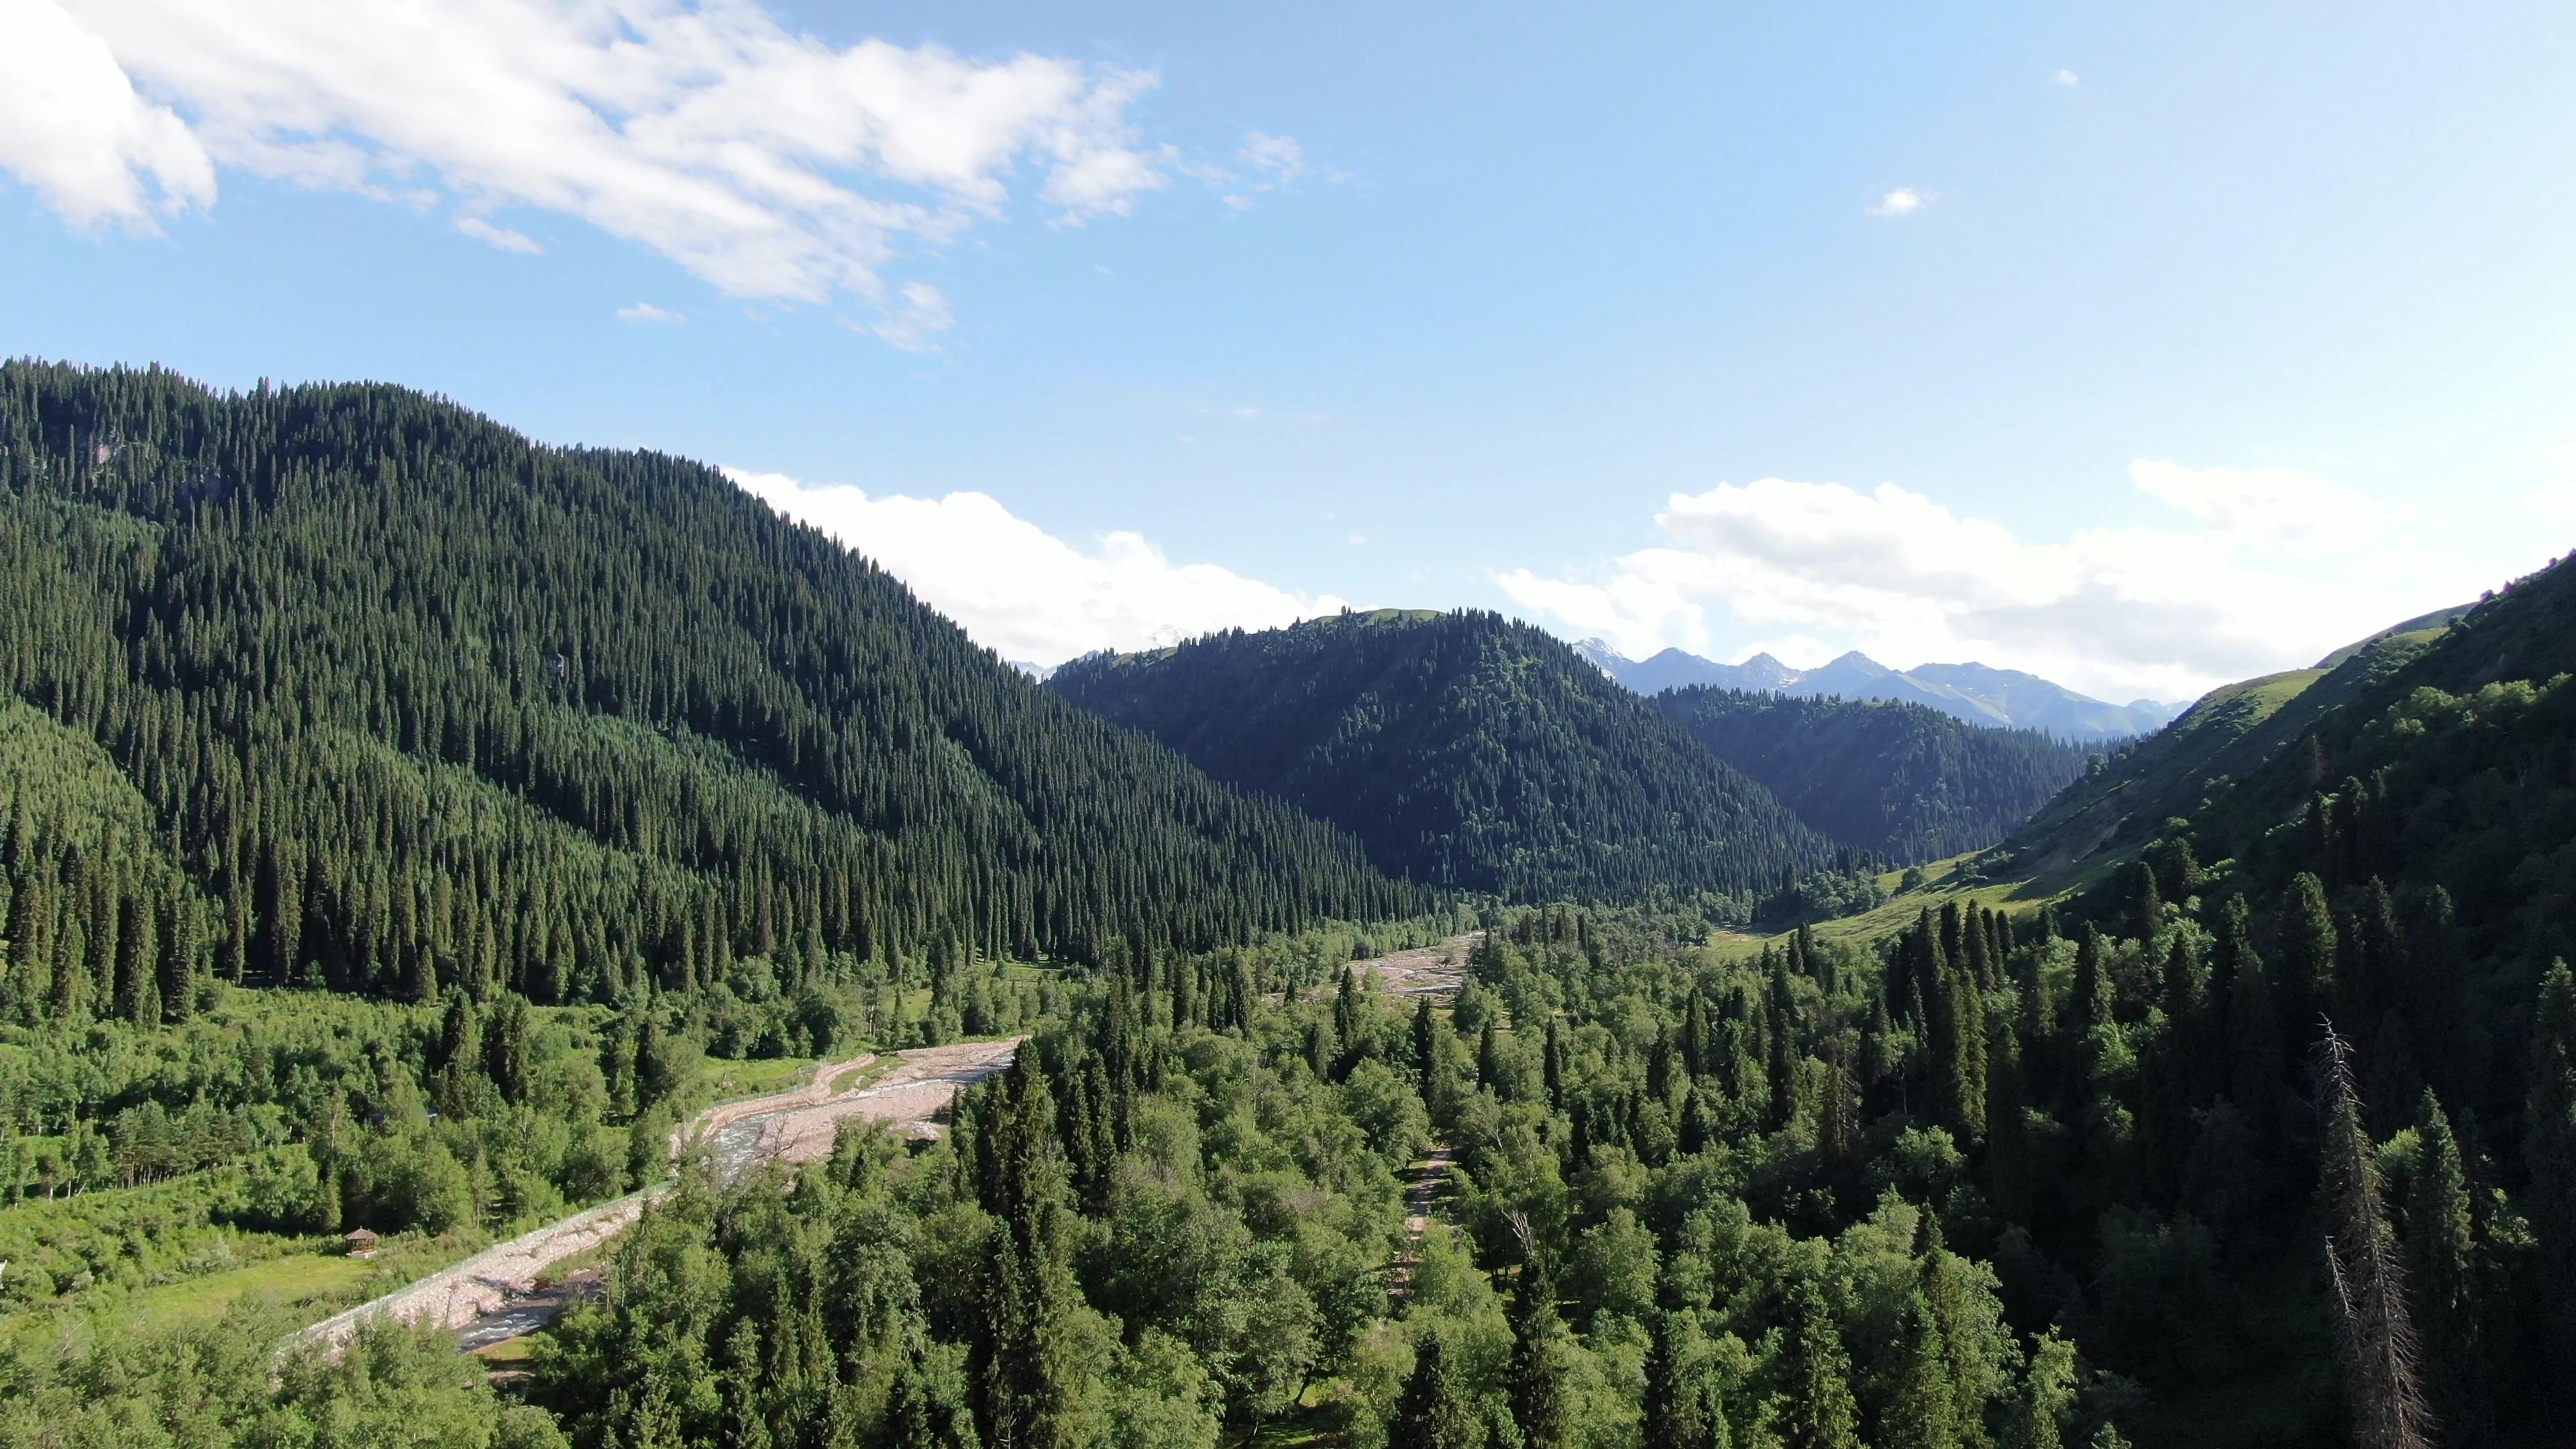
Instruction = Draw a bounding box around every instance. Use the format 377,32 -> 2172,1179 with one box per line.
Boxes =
4,0 -> 2573,705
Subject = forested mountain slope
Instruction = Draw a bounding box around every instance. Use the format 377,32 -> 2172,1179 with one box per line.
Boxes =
2057,553 -> 2576,972
1649,688 -> 2096,863
0,361 -> 1420,1026
1049,609 -> 1842,902
1980,609 -> 2469,886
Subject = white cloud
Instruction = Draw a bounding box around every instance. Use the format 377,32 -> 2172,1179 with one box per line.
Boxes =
1495,464 -> 2502,703
2053,68 -> 2082,87
618,301 -> 685,323
729,468 -> 1351,664
3,0 -> 1183,325
856,281 -> 953,352
1866,186 -> 1925,217
1205,129 -> 1325,209
2125,458 -> 2387,555
0,0 -> 213,231
1238,131 -> 1303,182
458,215 -> 541,253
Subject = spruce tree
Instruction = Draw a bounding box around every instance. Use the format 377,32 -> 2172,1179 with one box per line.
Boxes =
2125,860 -> 2163,949
1767,957 -> 1801,1132
1334,967 -> 1365,1080
1886,1291 -> 1966,1449
2068,926 -> 2111,1039
2279,873 -> 2339,1050
1776,1290 -> 1863,1449
1643,1311 -> 1722,1449
2522,961 -> 2576,1375
969,1053 -> 1083,1449
1507,1250 -> 1572,1449
1389,1332 -> 1485,1449
1988,1015 -> 2033,1224
2404,1090 -> 2486,1443
2227,930 -> 2288,1142
2313,1027 -> 2432,1449
1415,996 -> 1440,1107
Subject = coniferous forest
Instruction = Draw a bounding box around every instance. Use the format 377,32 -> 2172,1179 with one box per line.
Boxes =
0,360 -> 1419,1023
2,360 -> 2575,1449
1048,610 -> 1845,904
1646,689 -> 2099,865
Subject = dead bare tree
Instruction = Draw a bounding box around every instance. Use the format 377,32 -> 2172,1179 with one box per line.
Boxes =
2313,1022 -> 2435,1449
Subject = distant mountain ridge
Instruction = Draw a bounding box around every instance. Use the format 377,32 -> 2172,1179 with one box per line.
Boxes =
1574,639 -> 2182,740
1648,687 -> 2096,864
1049,608 -> 1841,902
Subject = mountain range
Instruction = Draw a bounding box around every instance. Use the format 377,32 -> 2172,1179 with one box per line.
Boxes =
1048,609 -> 1841,901
1049,608 -> 2112,894
1574,639 -> 2185,740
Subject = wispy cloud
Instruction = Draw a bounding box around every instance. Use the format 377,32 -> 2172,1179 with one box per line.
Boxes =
856,281 -> 954,353
1199,129 -> 1341,211
2052,68 -> 2082,87
1238,131 -> 1305,183
1866,186 -> 1926,217
458,216 -> 541,254
618,301 -> 686,324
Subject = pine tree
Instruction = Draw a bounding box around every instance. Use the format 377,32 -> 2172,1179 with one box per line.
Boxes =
1766,958 -> 1801,1132
969,1054 -> 1083,1449
2015,941 -> 2057,1108
2522,961 -> 2576,1375
1334,967 -> 1365,1080
1415,996 -> 1440,1106
155,884 -> 195,1023
486,994 -> 531,1104
2227,928 -> 2288,1142
1679,1085 -> 1711,1156
1885,1291 -> 1966,1449
1507,1250 -> 1572,1449
2404,1090 -> 2486,1443
1819,1044 -> 1860,1180
2125,860 -> 2163,949
1776,1290 -> 1863,1449
1643,1311 -> 1722,1449
887,1337 -> 981,1449
1682,991 -> 1713,1079
2068,926 -> 2111,1040
1389,1332 -> 1485,1449
1988,1015 -> 2033,1223
2313,1026 -> 2431,1449
2279,873 -> 2339,1050
2343,878 -> 2406,1042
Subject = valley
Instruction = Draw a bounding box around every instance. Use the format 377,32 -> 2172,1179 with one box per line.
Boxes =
0,363 -> 2568,1449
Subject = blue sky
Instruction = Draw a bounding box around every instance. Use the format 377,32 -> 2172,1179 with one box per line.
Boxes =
4,1 -> 2571,701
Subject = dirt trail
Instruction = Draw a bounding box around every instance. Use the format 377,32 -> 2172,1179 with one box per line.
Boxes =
294,1038 -> 1022,1355
1389,1142 -> 1457,1301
